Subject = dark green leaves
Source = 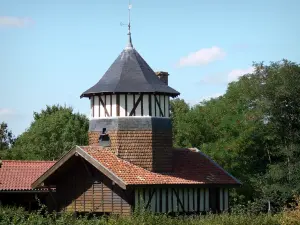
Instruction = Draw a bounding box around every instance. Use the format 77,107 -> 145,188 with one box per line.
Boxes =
6,105 -> 89,160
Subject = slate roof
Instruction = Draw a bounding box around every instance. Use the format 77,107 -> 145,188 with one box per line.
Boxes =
80,48 -> 180,98
0,160 -> 55,191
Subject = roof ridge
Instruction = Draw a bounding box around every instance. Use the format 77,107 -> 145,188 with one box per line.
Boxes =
2,160 -> 55,163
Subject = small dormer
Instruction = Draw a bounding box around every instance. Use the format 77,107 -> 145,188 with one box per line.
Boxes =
98,128 -> 110,147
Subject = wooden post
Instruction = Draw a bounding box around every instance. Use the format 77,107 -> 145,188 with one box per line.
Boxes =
48,187 -> 58,211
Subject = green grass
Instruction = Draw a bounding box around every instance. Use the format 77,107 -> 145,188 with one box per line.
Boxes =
0,206 -> 299,225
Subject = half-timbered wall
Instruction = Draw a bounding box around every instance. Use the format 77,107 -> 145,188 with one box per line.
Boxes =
90,94 -> 170,118
134,187 -> 229,213
55,157 -> 132,215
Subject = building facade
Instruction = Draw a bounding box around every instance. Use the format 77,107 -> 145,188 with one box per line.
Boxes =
0,24 -> 240,215
31,33 -> 241,215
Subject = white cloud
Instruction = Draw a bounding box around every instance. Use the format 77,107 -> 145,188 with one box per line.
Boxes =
178,46 -> 226,67
0,108 -> 16,117
199,93 -> 222,102
198,66 -> 255,85
199,73 -> 226,85
0,16 -> 33,28
228,67 -> 255,82
187,93 -> 223,106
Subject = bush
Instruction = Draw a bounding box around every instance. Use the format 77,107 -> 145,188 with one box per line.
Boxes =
0,206 -> 288,225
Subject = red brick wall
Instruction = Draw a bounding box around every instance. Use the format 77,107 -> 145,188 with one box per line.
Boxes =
88,130 -> 173,172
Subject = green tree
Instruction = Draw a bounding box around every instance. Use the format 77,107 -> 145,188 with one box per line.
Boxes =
253,60 -> 300,210
0,122 -> 15,158
170,98 -> 190,147
8,105 -> 89,160
171,60 -> 300,211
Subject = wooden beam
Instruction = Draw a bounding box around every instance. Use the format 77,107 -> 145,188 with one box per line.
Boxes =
102,182 -> 104,212
110,94 -> 112,117
133,95 -> 136,116
154,95 -> 164,117
47,187 -> 57,211
98,95 -> 101,117
149,94 -> 152,116
112,185 -> 114,212
99,96 -> 110,117
116,94 -> 120,116
173,188 -> 185,213
92,96 -> 94,117
32,147 -> 77,189
125,94 -> 128,116
129,95 -> 143,116
145,189 -> 156,209
80,157 -> 92,178
92,184 -> 95,212
141,94 -> 143,116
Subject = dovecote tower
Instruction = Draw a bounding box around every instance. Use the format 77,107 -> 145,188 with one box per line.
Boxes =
80,9 -> 179,172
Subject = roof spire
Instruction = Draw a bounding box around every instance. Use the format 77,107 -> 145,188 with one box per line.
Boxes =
127,1 -> 133,49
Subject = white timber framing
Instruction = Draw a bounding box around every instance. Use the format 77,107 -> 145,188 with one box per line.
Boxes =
134,187 -> 230,213
90,94 -> 170,118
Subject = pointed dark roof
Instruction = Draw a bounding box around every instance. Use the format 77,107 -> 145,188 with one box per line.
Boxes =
80,48 -> 180,98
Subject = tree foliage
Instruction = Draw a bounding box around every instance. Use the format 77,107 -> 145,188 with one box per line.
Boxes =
6,105 -> 89,160
171,59 -> 300,211
0,122 -> 15,158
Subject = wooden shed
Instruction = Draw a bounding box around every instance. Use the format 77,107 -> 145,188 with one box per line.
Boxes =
32,146 -> 240,215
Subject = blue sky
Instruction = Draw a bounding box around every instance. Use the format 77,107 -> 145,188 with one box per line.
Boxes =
1,0 -> 300,136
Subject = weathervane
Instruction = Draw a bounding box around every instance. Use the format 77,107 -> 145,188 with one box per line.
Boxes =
120,0 -> 133,48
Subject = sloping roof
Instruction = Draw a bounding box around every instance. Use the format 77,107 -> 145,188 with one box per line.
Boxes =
32,146 -> 240,190
83,146 -> 240,185
0,160 -> 55,191
80,48 -> 180,98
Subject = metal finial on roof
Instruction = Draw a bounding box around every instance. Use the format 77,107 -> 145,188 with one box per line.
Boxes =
127,1 -> 133,49
120,1 -> 133,49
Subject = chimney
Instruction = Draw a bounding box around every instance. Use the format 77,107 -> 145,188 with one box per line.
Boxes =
156,71 -> 169,85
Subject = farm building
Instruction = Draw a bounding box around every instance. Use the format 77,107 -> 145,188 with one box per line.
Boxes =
0,160 -> 55,210
0,20 -> 240,215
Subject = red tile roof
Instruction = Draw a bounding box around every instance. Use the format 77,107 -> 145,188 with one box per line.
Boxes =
80,146 -> 240,185
0,160 -> 55,191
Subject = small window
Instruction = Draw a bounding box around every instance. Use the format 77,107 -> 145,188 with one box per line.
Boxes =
99,128 -> 110,147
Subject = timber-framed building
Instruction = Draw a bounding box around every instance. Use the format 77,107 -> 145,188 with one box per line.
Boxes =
0,9 -> 240,215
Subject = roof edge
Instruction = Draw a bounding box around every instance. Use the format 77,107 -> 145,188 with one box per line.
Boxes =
80,91 -> 180,99
2,160 -> 55,163
31,146 -> 127,190
195,148 -> 242,185
0,190 -> 51,193
31,146 -> 78,189
76,146 -> 127,189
